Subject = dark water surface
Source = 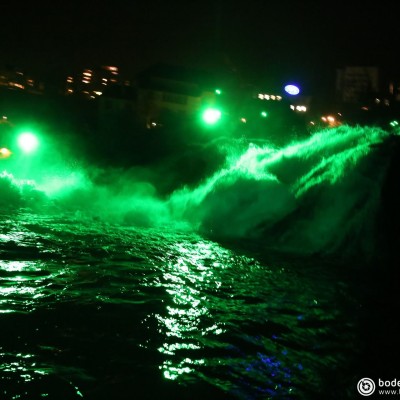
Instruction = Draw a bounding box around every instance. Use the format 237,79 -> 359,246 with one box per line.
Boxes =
0,211 -> 396,400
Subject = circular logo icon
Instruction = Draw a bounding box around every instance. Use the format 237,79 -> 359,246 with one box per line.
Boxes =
357,378 -> 376,396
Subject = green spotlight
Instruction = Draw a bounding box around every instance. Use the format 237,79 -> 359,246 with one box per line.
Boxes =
18,132 -> 39,153
260,111 -> 268,118
202,108 -> 222,125
215,89 -> 222,95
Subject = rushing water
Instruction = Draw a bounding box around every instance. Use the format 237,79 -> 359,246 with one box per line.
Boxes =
1,125 -> 399,399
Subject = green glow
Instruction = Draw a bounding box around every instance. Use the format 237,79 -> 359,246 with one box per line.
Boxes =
168,124 -> 392,240
291,125 -> 390,197
184,125 -> 390,201
260,111 -> 268,118
390,120 -> 399,127
202,108 -> 222,125
36,173 -> 84,195
18,132 -> 39,153
215,89 -> 221,95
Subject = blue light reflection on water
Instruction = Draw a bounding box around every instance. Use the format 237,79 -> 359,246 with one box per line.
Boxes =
0,212 -> 365,399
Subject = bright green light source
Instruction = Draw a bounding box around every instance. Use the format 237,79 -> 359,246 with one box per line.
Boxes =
18,132 -> 39,153
261,111 -> 268,118
202,108 -> 222,125
215,89 -> 221,95
390,120 -> 399,127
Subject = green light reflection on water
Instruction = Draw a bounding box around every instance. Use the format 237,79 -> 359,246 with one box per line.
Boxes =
154,240 -> 228,381
0,260 -> 64,313
161,358 -> 206,381
0,353 -> 39,382
0,352 -> 85,398
0,231 -> 29,242
158,342 -> 201,356
0,286 -> 37,295
0,261 -> 40,272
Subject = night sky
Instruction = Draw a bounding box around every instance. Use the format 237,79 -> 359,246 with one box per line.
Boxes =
1,1 -> 399,92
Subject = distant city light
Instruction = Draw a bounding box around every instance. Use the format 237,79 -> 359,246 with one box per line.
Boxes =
9,82 -> 24,90
0,147 -> 11,158
321,115 -> 340,127
322,116 -> 335,122
257,93 -> 281,101
284,84 -> 300,95
293,105 -> 307,112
